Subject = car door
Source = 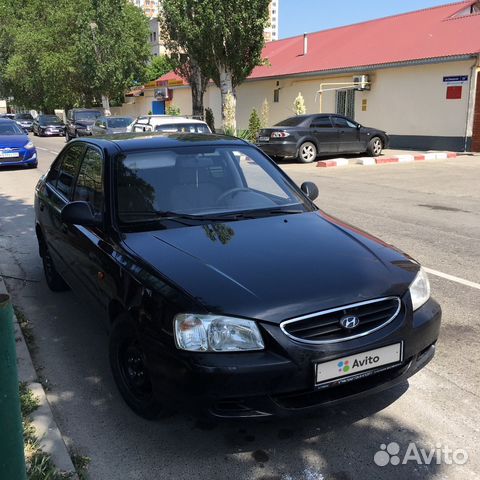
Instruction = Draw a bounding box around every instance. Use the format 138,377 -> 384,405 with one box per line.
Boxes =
332,116 -> 363,153
308,116 -> 339,154
42,143 -> 86,286
32,118 -> 39,134
68,145 -> 111,314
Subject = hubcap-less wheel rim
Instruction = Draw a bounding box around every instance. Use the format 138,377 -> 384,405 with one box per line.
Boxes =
118,340 -> 153,401
301,144 -> 316,162
373,139 -> 382,155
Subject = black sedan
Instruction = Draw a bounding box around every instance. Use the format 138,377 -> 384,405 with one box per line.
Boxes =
257,114 -> 389,163
33,115 -> 66,137
34,133 -> 440,419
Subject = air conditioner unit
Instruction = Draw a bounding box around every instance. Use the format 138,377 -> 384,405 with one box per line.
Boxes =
154,87 -> 169,100
353,75 -> 370,91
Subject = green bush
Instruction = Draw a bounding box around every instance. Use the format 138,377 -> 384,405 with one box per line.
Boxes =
248,108 -> 261,142
205,107 -> 215,132
166,104 -> 181,116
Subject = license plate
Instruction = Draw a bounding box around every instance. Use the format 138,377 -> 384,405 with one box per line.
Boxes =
315,343 -> 403,386
0,152 -> 19,158
258,136 -> 270,142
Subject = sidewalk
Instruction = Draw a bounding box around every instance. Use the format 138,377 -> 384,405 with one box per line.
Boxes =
316,149 -> 478,168
0,276 -> 78,478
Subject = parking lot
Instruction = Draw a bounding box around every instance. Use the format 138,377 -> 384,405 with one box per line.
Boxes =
0,135 -> 479,480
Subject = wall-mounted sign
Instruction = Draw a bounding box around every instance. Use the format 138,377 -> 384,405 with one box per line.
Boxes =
446,85 -> 462,100
443,75 -> 468,83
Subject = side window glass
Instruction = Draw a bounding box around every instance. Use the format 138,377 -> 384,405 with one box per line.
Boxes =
73,147 -> 104,214
46,154 -> 65,186
310,116 -> 332,128
333,117 -> 356,128
56,144 -> 85,199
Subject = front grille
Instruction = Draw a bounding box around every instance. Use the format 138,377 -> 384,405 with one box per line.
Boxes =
280,297 -> 401,344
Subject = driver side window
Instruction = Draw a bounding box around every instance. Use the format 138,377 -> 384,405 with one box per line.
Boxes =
234,151 -> 289,199
73,147 -> 104,214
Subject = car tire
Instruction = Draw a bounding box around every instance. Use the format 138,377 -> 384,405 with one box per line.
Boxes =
42,244 -> 69,292
33,129 -> 37,136
65,131 -> 71,142
109,315 -> 169,420
298,142 -> 318,163
367,137 -> 383,157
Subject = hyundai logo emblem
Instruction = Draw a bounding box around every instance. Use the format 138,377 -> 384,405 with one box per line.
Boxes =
340,315 -> 360,330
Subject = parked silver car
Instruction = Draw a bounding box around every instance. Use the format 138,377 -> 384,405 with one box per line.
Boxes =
91,116 -> 134,136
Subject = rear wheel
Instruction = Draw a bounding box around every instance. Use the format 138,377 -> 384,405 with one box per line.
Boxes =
298,142 -> 317,163
367,137 -> 383,156
109,316 -> 168,420
42,244 -> 69,291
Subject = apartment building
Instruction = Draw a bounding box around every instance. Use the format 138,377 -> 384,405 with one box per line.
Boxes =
130,0 -> 159,18
264,0 -> 279,42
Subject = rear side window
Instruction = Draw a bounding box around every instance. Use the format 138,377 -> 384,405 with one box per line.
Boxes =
310,116 -> 333,128
56,144 -> 85,198
73,147 -> 104,214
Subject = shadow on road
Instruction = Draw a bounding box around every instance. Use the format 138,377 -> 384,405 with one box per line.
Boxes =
0,192 -> 444,480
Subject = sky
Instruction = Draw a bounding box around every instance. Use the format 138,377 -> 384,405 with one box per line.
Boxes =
279,0 -> 458,38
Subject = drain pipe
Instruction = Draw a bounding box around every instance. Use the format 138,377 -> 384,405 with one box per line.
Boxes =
464,57 -> 479,152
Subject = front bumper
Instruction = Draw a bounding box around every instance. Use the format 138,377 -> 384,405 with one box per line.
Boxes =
0,150 -> 37,167
145,297 -> 441,418
40,128 -> 65,136
257,141 -> 298,159
76,129 -> 93,137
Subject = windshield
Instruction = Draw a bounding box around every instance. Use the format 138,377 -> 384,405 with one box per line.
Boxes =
15,113 -> 33,120
107,117 -> 133,128
274,116 -> 307,127
0,122 -> 25,135
40,116 -> 63,125
155,123 -> 210,134
76,111 -> 101,121
116,145 -> 308,224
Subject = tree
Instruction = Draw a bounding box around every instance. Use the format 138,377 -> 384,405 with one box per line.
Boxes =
77,0 -> 151,114
161,0 -> 270,129
205,108 -> 215,132
145,55 -> 174,82
0,0 -> 151,112
248,108 -> 261,141
294,92 -> 306,115
160,5 -> 210,118
260,98 -> 269,128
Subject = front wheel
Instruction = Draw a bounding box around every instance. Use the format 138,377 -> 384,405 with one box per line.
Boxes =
298,142 -> 317,163
109,316 -> 168,420
367,137 -> 383,156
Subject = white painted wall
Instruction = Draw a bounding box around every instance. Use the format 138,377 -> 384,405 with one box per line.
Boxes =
113,59 -> 475,140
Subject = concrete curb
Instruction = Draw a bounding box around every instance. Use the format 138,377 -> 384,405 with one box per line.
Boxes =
0,276 -> 78,479
317,151 -> 459,167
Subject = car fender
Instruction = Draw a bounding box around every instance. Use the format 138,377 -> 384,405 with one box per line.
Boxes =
296,135 -> 319,153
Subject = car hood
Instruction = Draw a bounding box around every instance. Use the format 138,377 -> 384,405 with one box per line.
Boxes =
75,120 -> 95,127
42,123 -> 64,128
0,135 -> 29,148
122,212 -> 418,323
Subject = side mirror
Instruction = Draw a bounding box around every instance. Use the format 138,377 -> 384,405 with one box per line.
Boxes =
356,124 -> 361,129
301,181 -> 319,201
61,201 -> 102,227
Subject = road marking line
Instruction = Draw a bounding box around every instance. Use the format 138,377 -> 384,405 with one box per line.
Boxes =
424,267 -> 480,290
49,150 -> 59,154
37,147 -> 49,151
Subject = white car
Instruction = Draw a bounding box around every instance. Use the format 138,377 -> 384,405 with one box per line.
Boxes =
130,115 -> 211,134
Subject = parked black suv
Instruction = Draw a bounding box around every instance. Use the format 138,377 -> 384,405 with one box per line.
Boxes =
65,108 -> 103,142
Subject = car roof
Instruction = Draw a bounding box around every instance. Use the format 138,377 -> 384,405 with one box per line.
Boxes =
0,118 -> 18,123
138,116 -> 208,126
70,132 -> 248,153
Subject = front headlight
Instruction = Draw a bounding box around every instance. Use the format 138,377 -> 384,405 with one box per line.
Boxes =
174,314 -> 265,352
409,267 -> 430,311
24,141 -> 35,150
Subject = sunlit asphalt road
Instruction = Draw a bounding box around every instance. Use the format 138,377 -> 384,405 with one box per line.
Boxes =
0,134 -> 479,480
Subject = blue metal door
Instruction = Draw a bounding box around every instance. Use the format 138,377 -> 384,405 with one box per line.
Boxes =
152,101 -> 165,115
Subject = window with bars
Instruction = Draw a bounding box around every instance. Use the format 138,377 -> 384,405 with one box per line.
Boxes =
336,89 -> 355,119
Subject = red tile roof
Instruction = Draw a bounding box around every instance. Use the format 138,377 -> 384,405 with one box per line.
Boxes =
159,1 -> 480,84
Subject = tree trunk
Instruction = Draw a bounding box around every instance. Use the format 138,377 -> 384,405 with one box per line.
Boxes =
190,63 -> 205,118
219,65 -> 235,132
102,95 -> 111,116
